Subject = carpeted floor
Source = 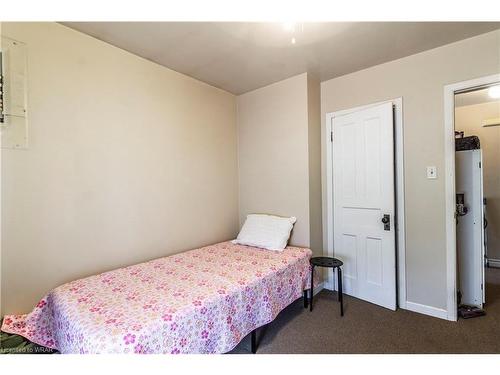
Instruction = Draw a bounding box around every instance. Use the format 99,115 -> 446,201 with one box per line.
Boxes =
2,268 -> 500,354
230,267 -> 500,353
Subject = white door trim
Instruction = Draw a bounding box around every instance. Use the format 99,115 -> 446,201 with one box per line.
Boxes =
443,73 -> 500,322
324,97 -> 406,309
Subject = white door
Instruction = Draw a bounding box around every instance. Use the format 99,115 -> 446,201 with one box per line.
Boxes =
332,102 -> 396,310
456,149 -> 484,308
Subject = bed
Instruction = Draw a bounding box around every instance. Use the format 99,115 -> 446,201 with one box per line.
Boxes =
1,241 -> 313,354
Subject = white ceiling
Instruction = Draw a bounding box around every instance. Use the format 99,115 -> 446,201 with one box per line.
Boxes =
63,22 -> 500,95
455,86 -> 500,107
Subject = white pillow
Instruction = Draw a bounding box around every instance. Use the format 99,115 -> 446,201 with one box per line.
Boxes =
232,214 -> 297,251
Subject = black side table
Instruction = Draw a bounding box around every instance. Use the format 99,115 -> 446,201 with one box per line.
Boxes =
309,257 -> 344,316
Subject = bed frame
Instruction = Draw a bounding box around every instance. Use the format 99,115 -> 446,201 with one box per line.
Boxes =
2,241 -> 313,354
250,289 -> 309,353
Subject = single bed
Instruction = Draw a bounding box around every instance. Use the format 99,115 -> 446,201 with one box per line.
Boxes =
1,241 -> 313,354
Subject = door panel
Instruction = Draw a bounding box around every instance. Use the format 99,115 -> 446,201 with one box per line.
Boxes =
333,102 -> 396,310
366,237 -> 383,286
339,233 -> 358,294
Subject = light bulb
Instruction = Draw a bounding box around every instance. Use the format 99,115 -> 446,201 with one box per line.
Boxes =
291,37 -> 296,44
283,22 -> 296,32
488,85 -> 500,99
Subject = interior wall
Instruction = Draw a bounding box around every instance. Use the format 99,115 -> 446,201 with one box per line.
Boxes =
321,29 -> 500,312
307,75 -> 323,254
237,73 -> 311,248
455,101 -> 500,262
0,22 -> 3,316
0,22 -> 239,315
236,72 -> 322,254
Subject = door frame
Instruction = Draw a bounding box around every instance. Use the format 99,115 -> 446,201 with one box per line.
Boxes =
443,74 -> 500,321
324,97 -> 406,309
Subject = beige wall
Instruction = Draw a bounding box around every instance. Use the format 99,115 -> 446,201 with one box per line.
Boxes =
455,101 -> 500,261
0,22 -> 3,317
321,30 -> 500,311
0,23 -> 239,315
237,73 -> 310,247
307,76 -> 323,254
237,73 -> 322,253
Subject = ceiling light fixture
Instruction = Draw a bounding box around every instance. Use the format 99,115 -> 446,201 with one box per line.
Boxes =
282,22 -> 296,32
488,85 -> 500,99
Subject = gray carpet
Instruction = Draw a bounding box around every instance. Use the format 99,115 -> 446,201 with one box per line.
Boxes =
230,267 -> 500,354
2,269 -> 499,354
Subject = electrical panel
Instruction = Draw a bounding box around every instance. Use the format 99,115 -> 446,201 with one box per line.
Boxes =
0,36 -> 28,149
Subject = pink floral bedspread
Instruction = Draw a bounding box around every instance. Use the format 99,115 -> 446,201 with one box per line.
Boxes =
1,241 -> 313,353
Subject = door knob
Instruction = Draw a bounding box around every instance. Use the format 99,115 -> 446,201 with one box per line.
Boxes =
381,214 -> 390,231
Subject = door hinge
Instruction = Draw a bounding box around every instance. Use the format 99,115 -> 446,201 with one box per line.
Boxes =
479,161 -> 482,168
330,131 -> 333,142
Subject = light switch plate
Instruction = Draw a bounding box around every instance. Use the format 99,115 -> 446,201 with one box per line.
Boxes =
427,166 -> 437,179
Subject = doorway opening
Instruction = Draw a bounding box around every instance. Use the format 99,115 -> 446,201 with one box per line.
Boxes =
454,85 -> 500,318
444,74 -> 500,321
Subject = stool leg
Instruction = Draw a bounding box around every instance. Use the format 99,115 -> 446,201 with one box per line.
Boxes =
310,265 -> 314,312
303,290 -> 308,308
335,267 -> 340,302
338,267 -> 344,317
251,329 -> 257,354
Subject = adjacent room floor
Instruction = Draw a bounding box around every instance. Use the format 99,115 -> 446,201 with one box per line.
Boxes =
231,267 -> 500,354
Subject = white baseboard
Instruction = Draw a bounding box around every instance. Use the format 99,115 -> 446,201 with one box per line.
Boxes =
405,301 -> 448,320
323,280 -> 447,320
313,282 -> 324,296
323,280 -> 334,291
488,258 -> 500,268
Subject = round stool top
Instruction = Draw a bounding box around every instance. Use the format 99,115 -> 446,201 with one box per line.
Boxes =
310,256 -> 343,268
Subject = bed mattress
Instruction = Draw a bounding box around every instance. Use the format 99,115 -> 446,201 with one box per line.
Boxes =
1,241 -> 313,353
